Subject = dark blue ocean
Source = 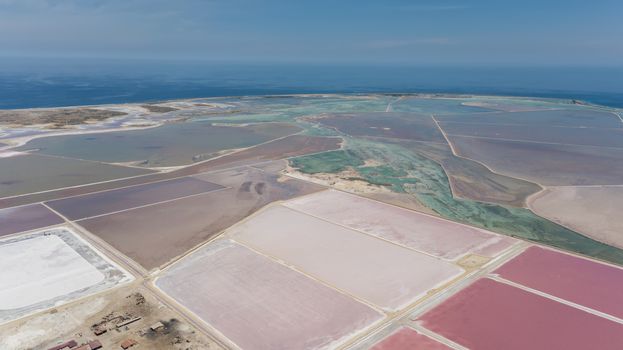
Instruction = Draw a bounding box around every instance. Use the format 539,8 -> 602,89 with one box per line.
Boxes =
1,57 -> 621,109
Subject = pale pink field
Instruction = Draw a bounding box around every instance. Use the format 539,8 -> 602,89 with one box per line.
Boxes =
529,186 -> 623,249
371,327 -> 451,350
284,190 -> 514,260
156,241 -> 382,350
230,205 -> 463,311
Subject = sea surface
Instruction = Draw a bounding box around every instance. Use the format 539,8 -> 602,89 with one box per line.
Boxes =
1,57 -> 622,109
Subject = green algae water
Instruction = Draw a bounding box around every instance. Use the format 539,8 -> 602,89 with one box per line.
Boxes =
290,136 -> 623,266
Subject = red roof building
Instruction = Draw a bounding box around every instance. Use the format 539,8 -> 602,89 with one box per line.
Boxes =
88,340 -> 103,350
47,340 -> 78,350
120,338 -> 137,349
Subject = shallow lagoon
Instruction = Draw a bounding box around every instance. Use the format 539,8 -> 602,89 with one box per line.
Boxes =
0,153 -> 153,198
19,121 -> 300,167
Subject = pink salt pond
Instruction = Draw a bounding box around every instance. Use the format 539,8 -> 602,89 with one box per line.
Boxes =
494,246 -> 623,319
283,190 -> 514,260
419,278 -> 623,350
371,327 -> 451,350
156,241 -> 383,350
0,204 -> 64,237
230,205 -> 463,311
47,176 -> 223,220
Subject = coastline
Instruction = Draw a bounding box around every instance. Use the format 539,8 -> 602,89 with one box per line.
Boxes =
2,92 -> 619,152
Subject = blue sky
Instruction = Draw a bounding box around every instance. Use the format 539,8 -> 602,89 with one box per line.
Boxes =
0,0 -> 621,65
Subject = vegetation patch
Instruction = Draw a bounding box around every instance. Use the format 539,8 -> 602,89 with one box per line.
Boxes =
290,150 -> 364,174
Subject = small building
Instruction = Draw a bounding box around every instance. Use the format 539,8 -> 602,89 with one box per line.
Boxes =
120,338 -> 138,349
47,340 -> 78,350
116,317 -> 141,328
92,325 -> 107,336
150,321 -> 164,331
88,340 -> 103,350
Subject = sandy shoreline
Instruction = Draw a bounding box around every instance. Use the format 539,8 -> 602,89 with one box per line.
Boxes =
0,122 -> 162,151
